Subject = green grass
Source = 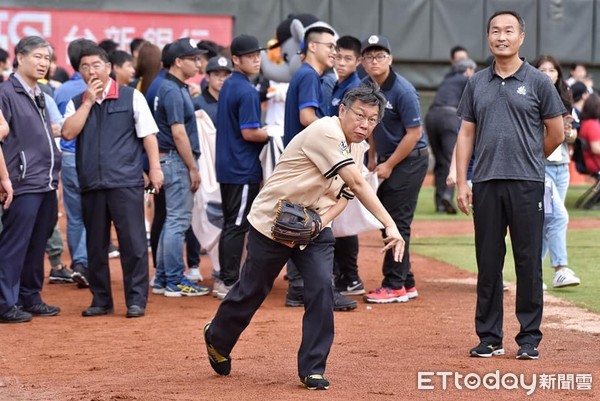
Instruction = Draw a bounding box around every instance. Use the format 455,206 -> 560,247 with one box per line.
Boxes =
414,184 -> 600,220
411,185 -> 600,312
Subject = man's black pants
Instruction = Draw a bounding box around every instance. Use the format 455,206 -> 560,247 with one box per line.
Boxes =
207,227 -> 335,378
472,180 -> 544,347
82,187 -> 149,309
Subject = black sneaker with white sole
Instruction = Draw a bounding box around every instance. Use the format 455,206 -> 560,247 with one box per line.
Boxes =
339,280 -> 366,296
516,344 -> 539,360
49,265 -> 74,284
469,342 -> 504,357
302,374 -> 329,390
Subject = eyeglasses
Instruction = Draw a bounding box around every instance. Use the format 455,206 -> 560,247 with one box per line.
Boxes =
79,61 -> 106,73
180,56 -> 203,64
346,106 -> 379,126
313,41 -> 337,52
363,53 -> 389,63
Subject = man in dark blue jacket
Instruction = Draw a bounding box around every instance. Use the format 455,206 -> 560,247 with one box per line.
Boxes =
0,36 -> 62,323
62,44 -> 163,318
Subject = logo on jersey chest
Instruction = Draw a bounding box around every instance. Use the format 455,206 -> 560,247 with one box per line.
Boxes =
339,140 -> 350,157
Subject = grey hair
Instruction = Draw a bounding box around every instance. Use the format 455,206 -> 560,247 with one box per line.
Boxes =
341,81 -> 387,120
13,36 -> 52,68
453,58 -> 477,74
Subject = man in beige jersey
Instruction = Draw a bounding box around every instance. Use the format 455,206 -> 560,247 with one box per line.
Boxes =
203,84 -> 404,390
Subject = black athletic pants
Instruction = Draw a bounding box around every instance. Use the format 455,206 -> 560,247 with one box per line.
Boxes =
206,227 -> 335,378
333,235 -> 360,284
472,180 -> 544,347
219,183 -> 260,286
378,151 -> 428,289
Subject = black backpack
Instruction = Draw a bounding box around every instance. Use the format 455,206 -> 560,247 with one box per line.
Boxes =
572,137 -> 589,174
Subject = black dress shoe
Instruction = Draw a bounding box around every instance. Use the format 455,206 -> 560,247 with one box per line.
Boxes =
82,306 -> 114,317
23,302 -> 61,316
126,305 -> 145,318
0,305 -> 33,323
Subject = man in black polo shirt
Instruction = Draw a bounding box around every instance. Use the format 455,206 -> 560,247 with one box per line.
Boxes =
456,10 -> 565,360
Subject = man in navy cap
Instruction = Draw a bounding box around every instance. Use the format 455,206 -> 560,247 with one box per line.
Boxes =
192,55 -> 232,124
151,38 -> 211,298
213,35 -> 269,299
361,34 -> 429,304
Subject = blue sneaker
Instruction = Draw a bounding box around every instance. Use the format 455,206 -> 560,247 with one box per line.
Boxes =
152,281 -> 166,295
152,276 -> 167,294
165,279 -> 210,297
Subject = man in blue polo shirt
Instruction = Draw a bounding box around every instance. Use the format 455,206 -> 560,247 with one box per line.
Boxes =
282,25 -> 357,312
324,35 -> 366,298
327,36 -> 362,117
214,35 -> 268,300
152,38 -> 210,298
361,35 -> 429,304
283,26 -> 335,147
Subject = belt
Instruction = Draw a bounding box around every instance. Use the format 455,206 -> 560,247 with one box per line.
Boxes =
378,147 -> 428,163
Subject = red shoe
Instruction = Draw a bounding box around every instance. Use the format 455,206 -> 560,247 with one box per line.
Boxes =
363,287 -> 408,304
406,287 -> 418,299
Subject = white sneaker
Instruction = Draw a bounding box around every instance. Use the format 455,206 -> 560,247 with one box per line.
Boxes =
552,268 -> 581,288
185,267 -> 204,282
212,280 -> 224,298
217,284 -> 233,300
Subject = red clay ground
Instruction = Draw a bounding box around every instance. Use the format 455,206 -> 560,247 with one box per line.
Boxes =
1,217 -> 599,401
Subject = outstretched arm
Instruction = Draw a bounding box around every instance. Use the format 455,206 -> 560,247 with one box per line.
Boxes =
337,163 -> 405,262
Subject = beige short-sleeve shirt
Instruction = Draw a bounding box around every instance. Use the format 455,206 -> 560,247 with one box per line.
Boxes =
248,116 -> 364,240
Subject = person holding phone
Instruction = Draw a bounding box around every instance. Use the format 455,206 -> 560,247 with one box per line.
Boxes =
532,55 -> 581,289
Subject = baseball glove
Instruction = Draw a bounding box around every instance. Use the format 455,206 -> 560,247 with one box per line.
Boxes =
271,199 -> 322,247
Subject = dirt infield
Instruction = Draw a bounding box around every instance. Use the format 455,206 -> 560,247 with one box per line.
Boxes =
1,218 -> 599,401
